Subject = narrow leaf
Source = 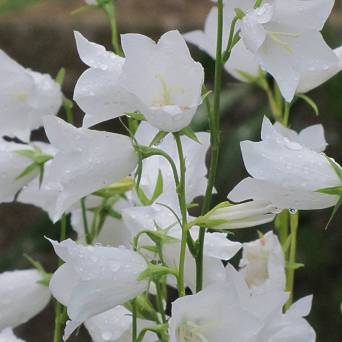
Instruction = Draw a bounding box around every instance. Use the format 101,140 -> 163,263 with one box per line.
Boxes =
16,163 -> 39,180
297,94 -> 319,116
180,127 -> 200,143
324,197 -> 342,230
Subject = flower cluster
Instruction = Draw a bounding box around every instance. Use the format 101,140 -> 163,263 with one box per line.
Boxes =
0,0 -> 341,341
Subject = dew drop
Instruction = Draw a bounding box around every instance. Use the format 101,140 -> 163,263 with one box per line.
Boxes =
289,208 -> 298,215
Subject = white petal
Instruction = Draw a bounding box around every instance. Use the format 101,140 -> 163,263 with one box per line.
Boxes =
43,117 -> 137,222
287,295 -> 313,318
74,31 -> 124,70
0,269 -> 51,331
203,232 -> 242,260
298,124 -> 327,152
228,177 -> 339,210
272,0 -> 334,31
0,328 -> 26,342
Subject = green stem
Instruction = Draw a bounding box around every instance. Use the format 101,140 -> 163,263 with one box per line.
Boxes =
155,281 -> 166,324
53,215 -> 67,342
80,197 -> 91,244
103,1 -> 124,56
195,0 -> 224,293
174,133 -> 188,297
285,212 -> 299,310
222,16 -> 239,63
132,300 -> 137,342
276,210 -> 289,250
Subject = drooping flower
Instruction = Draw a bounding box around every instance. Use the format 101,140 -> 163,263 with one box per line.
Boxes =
74,31 -> 204,132
239,231 -> 285,292
84,306 -> 156,342
0,50 -> 62,141
42,117 -> 138,222
184,1 -> 260,81
0,328 -> 26,342
204,200 -> 277,230
229,117 -> 341,210
0,269 -> 51,331
239,0 -> 337,101
169,264 -> 315,342
48,239 -> 147,340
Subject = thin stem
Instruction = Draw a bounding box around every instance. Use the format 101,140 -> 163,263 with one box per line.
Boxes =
53,215 -> 67,342
195,0 -> 224,293
174,133 -> 188,297
285,212 -> 299,310
222,16 -> 239,63
103,1 -> 124,56
276,210 -> 289,250
155,281 -> 166,324
132,300 -> 137,342
80,197 -> 91,244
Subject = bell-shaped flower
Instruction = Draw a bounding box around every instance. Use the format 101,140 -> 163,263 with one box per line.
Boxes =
0,50 -> 62,141
120,30 -> 204,132
239,231 -> 285,292
0,269 -> 51,331
228,117 -> 341,210
169,264 -> 315,342
204,200 -> 277,230
239,0 -> 338,102
0,140 -> 44,203
84,306 -> 156,342
184,1 -> 260,82
0,329 -> 26,342
135,122 -> 210,204
42,117 -> 138,222
73,31 -> 138,128
122,204 -> 240,291
48,239 -> 147,340
70,195 -> 132,247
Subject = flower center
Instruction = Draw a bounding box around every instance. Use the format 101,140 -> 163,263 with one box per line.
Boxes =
176,321 -> 208,342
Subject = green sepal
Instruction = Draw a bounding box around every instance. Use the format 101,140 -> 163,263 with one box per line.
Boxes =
94,177 -> 134,197
326,157 -> 342,182
286,262 -> 305,270
179,127 -> 200,143
55,67 -> 66,86
296,94 -> 319,116
15,162 -> 40,181
124,294 -> 158,322
234,7 -> 246,19
126,112 -> 145,121
136,170 -> 163,205
324,197 -> 342,230
138,263 -> 178,282
136,324 -> 169,342
316,186 -> 342,196
24,254 -> 52,287
149,131 -> 168,147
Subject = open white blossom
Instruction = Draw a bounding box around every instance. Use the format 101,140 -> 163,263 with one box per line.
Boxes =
0,329 -> 26,342
0,269 -> 51,331
229,117 -> 341,210
239,0 -> 337,101
48,239 -> 147,340
169,264 -> 315,342
85,306 -> 156,342
206,200 -> 277,229
184,1 -> 260,81
120,30 -> 204,132
42,117 -> 137,222
74,31 -> 204,132
0,50 -> 62,141
239,231 -> 285,292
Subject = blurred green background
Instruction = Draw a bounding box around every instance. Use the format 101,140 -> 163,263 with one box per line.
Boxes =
0,0 -> 341,341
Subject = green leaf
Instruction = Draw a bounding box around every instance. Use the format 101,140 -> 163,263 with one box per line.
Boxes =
326,157 -> 342,182
296,94 -> 319,116
180,127 -> 200,143
15,162 -> 39,180
316,186 -> 342,196
124,294 -> 158,322
137,169 -> 163,205
55,67 -> 66,86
